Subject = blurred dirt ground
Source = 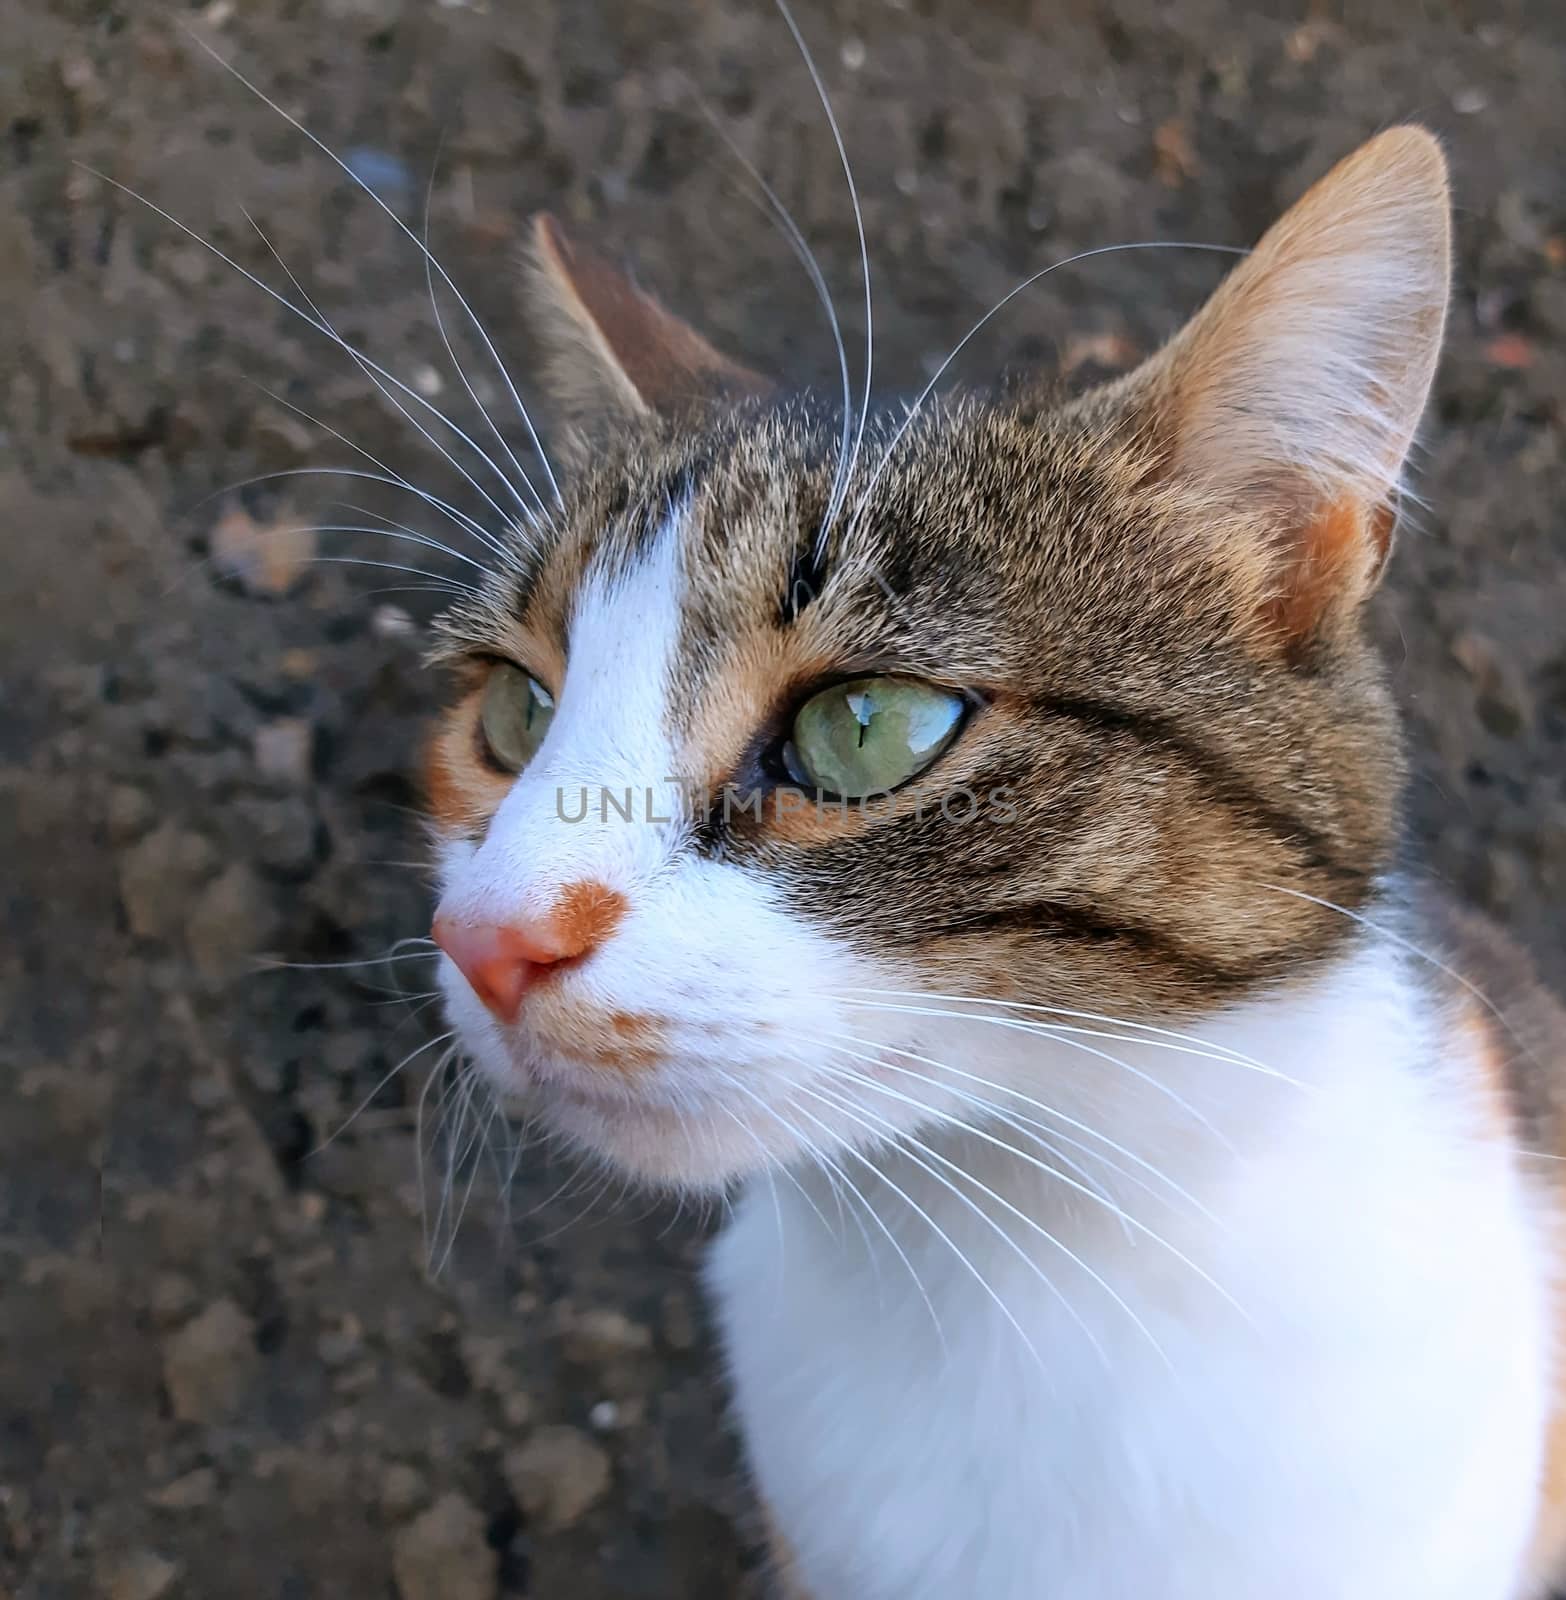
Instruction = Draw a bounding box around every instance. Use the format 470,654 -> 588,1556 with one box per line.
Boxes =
1,1 -> 1563,1596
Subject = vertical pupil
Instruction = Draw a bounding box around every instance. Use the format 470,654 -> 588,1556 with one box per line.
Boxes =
845,688 -> 877,749
524,688 -> 535,731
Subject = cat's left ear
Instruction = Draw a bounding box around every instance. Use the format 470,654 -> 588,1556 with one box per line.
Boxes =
524,214 -> 774,449
1135,126 -> 1450,643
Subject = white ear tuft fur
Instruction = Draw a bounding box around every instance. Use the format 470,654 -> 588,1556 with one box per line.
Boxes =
1154,126 -> 1451,514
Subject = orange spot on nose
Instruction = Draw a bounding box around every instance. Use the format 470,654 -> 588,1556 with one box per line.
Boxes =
550,880 -> 627,954
431,881 -> 625,1025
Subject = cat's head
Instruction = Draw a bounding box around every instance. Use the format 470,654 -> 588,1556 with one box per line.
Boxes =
426,128 -> 1449,1188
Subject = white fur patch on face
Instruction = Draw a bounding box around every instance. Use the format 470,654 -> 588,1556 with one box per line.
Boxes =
443,512 -> 686,930
432,506 -> 892,1188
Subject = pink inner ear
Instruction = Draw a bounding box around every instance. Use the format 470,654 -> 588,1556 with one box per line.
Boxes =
1258,497 -> 1398,653
531,213 -> 775,416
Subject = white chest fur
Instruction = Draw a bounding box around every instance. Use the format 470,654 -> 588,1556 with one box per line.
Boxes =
706,945 -> 1554,1600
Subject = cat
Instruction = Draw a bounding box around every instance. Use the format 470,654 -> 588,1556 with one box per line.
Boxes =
417,125 -> 1566,1599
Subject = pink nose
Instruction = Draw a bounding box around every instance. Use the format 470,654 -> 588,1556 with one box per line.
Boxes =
431,916 -> 577,1024
434,882 -> 627,1025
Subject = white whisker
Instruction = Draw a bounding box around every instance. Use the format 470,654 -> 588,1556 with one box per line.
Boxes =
292,555 -> 476,594
243,378 -> 515,563
201,519 -> 489,585
825,1047 -> 1138,1239
509,1144 -> 602,1231
314,1030 -> 455,1156
437,1081 -> 502,1275
808,1069 -> 1166,1364
190,465 -> 500,552
847,1001 -> 1233,1149
257,943 -> 437,975
430,1061 -> 485,1270
834,989 -> 1303,1087
814,1073 -> 1143,1366
414,1043 -> 458,1264
361,584 -> 464,601
528,1143 -> 625,1243
711,1071 -> 825,1237
809,1037 -> 1244,1334
772,0 -> 873,555
817,1028 -> 1224,1231
240,206 -> 540,538
690,93 -> 852,567
718,1066 -> 932,1343
788,1093 -> 1010,1366
184,31 -> 563,509
332,501 -> 504,583
1258,882 -> 1547,1071
418,151 -> 552,529
846,241 -> 1246,535
85,168 -> 531,554
796,1082 -> 1062,1372
491,1116 -> 532,1234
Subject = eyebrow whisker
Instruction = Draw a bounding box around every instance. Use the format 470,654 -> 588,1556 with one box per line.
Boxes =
241,205 -> 541,541
184,28 -> 565,511
771,0 -> 874,563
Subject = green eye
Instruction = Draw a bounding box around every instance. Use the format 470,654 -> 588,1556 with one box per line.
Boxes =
785,676 -> 967,799
479,662 -> 555,772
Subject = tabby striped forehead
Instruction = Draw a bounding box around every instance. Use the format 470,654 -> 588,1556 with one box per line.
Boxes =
435,394 -> 1231,711
435,405 -> 993,786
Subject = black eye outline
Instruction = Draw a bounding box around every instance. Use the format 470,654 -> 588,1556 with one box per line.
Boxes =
758,673 -> 980,803
475,659 -> 556,775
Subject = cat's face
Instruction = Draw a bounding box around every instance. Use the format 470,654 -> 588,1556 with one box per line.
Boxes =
427,129 -> 1449,1189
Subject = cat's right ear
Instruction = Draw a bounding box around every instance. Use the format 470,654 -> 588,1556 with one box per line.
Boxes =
523,214 -> 773,451
1128,126 -> 1451,649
